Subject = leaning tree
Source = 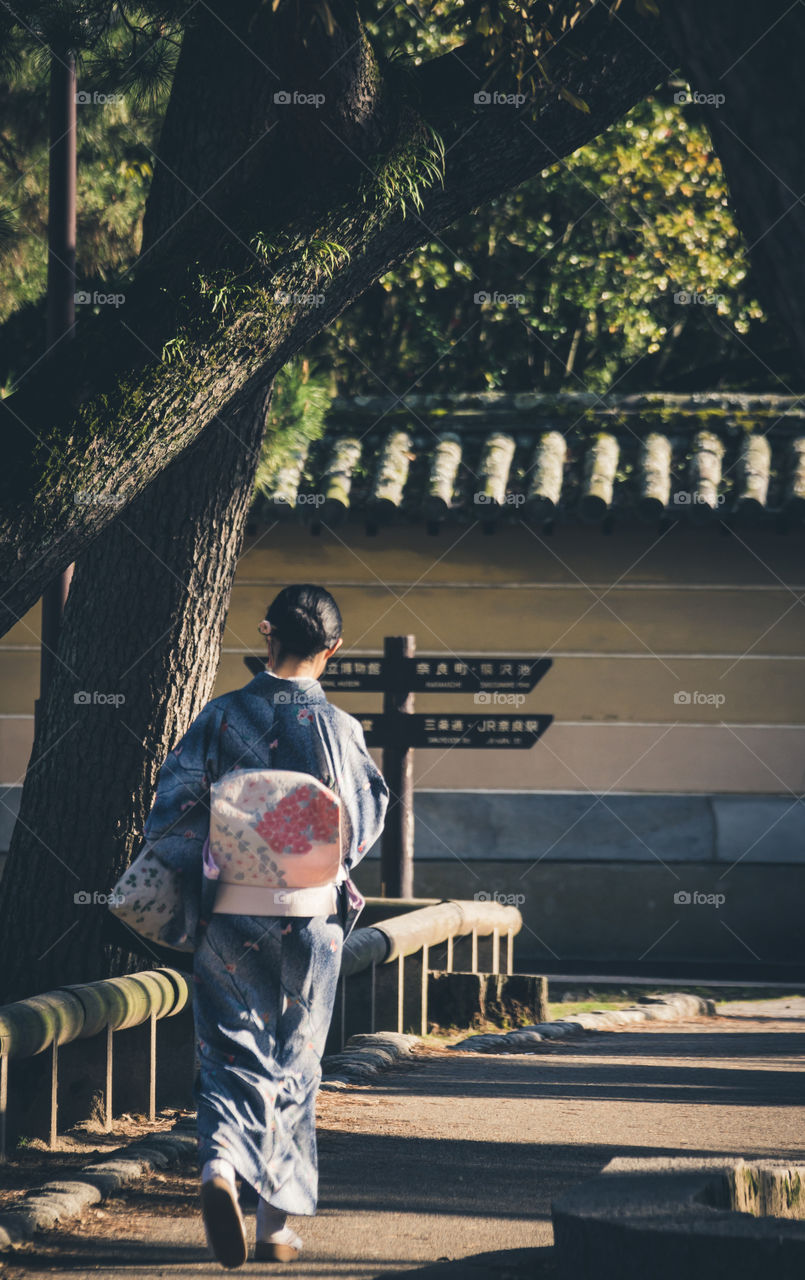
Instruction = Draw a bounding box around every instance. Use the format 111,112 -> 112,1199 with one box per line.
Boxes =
0,0 -> 802,995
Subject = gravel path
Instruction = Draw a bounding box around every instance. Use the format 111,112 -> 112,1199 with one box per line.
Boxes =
1,1007 -> 803,1279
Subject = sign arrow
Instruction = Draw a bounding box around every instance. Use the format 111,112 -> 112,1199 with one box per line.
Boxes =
246,654 -> 552,694
405,656 -> 551,693
355,712 -> 553,749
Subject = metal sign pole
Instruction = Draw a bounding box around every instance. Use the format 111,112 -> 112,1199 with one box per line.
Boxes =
380,635 -> 415,899
243,642 -> 554,902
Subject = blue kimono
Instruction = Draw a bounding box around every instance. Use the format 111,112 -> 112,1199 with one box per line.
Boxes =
143,671 -> 389,1211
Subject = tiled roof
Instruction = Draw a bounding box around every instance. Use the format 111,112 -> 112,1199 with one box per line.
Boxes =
259,392 -> 805,533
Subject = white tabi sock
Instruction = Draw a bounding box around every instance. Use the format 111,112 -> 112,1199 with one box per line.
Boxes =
201,1158 -> 237,1190
257,1197 -> 300,1244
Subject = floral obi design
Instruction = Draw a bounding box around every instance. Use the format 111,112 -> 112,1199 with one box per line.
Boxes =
208,769 -> 342,890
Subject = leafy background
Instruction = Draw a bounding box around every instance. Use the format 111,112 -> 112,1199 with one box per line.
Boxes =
0,4 -> 798,492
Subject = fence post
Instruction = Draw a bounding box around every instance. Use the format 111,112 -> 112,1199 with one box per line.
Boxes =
48,1041 -> 58,1149
380,635 -> 416,898
446,935 -> 453,973
104,1025 -> 113,1132
420,944 -> 429,1036
370,964 -> 376,1033
340,977 -> 347,1050
397,955 -> 405,1034
492,928 -> 500,975
471,927 -> 478,974
0,1054 -> 7,1162
148,1011 -> 157,1123
507,928 -> 514,975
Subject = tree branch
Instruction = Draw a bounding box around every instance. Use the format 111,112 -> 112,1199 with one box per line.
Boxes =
0,0 -> 670,635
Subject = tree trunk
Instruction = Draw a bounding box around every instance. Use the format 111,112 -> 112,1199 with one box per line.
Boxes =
0,0 -> 671,997
0,387 -> 270,1000
0,0 -> 671,631
659,0 -> 805,372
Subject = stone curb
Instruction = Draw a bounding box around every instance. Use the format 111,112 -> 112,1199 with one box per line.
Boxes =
0,1033 -> 424,1248
320,1032 -> 422,1087
450,992 -> 716,1053
0,1120 -> 197,1251
552,1155 -> 805,1280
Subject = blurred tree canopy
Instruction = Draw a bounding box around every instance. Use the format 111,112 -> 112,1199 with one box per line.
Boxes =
1,0 -> 801,631
314,88 -> 787,394
0,15 -> 788,402
0,37 -> 163,383
0,57 -> 157,322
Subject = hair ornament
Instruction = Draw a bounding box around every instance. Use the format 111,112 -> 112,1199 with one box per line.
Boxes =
257,619 -> 272,636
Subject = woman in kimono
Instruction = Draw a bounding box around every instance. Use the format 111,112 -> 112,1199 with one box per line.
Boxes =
142,584 -> 389,1267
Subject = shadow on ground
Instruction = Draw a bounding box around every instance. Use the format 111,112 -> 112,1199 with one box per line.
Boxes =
379,1029 -> 805,1109
375,1245 -> 558,1278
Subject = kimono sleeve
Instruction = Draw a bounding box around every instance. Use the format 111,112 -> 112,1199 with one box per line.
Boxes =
144,701 -> 223,848
142,700 -> 223,946
339,719 -> 389,872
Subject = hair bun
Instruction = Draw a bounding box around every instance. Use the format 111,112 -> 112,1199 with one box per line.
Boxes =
265,584 -> 342,660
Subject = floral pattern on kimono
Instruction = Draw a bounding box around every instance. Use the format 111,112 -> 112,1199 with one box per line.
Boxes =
140,671 -> 389,1208
142,672 -> 389,950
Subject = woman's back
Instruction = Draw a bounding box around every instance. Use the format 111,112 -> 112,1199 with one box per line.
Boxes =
143,583 -> 389,1267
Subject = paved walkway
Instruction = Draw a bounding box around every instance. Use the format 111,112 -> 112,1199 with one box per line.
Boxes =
2,1004 -> 804,1279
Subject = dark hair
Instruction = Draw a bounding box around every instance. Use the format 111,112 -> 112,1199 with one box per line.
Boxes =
265,584 -> 342,659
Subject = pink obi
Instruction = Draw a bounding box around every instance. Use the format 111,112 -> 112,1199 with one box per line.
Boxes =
207,769 -> 343,917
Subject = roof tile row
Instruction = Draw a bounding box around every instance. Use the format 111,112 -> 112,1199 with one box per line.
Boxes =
259,392 -> 805,532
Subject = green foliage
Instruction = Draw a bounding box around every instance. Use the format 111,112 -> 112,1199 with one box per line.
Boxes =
251,230 -> 279,264
0,2 -> 792,409
365,0 -> 607,111
364,124 -> 446,220
252,358 -> 332,504
160,335 -> 187,364
302,239 -> 351,281
0,39 -> 163,328
196,267 -> 257,320
251,231 -> 350,280
308,88 -> 783,392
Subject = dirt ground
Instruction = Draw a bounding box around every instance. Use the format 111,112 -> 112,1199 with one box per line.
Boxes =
0,1007 -> 803,1279
0,1110 -> 194,1208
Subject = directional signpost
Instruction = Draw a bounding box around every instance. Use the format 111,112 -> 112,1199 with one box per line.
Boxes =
245,634 -> 553,897
317,655 -> 551,694
352,712 -> 553,749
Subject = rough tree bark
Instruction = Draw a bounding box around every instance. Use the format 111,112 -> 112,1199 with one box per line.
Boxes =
659,0 -> 805,372
0,0 -> 671,995
0,0 -> 671,633
0,389 -> 270,999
